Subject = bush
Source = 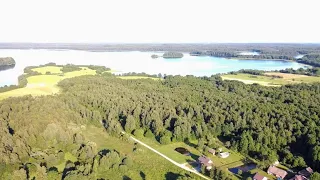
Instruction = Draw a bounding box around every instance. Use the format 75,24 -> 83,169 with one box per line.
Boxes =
133,129 -> 144,138
144,129 -> 155,139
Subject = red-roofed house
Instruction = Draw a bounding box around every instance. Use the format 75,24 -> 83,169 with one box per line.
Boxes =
198,155 -> 213,170
253,173 -> 267,180
267,166 -> 287,179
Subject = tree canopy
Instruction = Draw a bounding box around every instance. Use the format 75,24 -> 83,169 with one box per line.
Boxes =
1,66 -> 320,179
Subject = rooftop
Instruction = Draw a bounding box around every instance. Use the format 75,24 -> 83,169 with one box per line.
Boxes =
268,166 -> 288,179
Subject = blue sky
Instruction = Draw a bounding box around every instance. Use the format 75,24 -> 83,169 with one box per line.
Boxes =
0,0 -> 318,43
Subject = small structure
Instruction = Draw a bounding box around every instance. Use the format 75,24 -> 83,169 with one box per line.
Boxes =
253,173 -> 267,180
289,175 -> 308,180
198,155 -> 213,170
219,152 -> 230,158
208,148 -> 216,155
267,166 -> 288,179
298,167 -> 313,178
175,147 -> 190,156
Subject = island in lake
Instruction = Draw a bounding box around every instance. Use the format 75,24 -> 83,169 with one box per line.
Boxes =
163,52 -> 184,58
0,57 -> 16,71
151,52 -> 184,59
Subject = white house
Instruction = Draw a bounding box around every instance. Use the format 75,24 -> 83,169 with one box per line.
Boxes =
219,152 -> 230,158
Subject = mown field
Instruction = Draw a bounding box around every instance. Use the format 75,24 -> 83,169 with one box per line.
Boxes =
221,72 -> 320,86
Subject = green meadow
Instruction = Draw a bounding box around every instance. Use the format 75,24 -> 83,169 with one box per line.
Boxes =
222,72 -> 320,86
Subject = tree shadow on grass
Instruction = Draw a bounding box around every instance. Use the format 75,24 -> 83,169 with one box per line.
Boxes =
190,153 -> 200,161
140,171 -> 146,180
123,175 -> 132,180
165,172 -> 182,180
184,139 -> 197,148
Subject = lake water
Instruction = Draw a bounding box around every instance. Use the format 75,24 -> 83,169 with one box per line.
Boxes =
0,49 -> 306,86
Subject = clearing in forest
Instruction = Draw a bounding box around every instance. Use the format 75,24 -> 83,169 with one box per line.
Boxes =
222,72 -> 320,86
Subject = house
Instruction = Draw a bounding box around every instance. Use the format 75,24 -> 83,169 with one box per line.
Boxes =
253,173 -> 267,180
219,152 -> 230,158
198,155 -> 213,170
289,175 -> 308,180
267,166 -> 288,179
298,167 -> 313,178
208,148 -> 216,155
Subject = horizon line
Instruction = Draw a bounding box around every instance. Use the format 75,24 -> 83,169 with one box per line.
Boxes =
0,42 -> 320,45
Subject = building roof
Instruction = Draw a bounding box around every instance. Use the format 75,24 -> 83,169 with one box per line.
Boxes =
289,175 -> 308,180
253,173 -> 266,180
298,167 -> 313,177
268,166 -> 288,179
198,155 -> 212,167
208,148 -> 215,154
219,152 -> 230,158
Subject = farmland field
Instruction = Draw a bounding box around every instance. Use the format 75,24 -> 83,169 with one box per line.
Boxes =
222,72 -> 320,86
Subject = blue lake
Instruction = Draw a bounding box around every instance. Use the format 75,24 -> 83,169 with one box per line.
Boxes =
0,49 -> 306,86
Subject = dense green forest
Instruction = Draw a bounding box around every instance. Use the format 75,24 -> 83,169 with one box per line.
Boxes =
0,57 -> 15,71
1,69 -> 320,179
299,54 -> 320,67
228,68 -> 320,77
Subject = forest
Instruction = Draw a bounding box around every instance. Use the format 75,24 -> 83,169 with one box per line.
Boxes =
1,68 -> 320,179
0,57 -> 15,71
163,52 -> 184,58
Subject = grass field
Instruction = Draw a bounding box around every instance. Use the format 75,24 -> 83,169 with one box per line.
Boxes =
0,67 -> 96,100
137,137 -> 246,176
81,126 -> 194,180
222,72 -> 320,86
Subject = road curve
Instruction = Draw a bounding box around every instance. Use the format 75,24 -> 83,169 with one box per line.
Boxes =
128,135 -> 210,180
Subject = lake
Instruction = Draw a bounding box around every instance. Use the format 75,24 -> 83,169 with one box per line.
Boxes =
0,49 -> 306,86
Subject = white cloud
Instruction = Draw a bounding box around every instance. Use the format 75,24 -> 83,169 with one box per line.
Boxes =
0,0 -> 319,43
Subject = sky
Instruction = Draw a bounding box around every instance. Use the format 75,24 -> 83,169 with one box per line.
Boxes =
0,0 -> 319,43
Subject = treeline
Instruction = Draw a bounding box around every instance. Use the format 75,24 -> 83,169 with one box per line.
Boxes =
190,51 -> 294,60
0,57 -> 16,71
298,54 -> 320,67
228,68 -> 320,77
229,69 -> 265,75
120,72 -> 163,78
278,67 -> 320,76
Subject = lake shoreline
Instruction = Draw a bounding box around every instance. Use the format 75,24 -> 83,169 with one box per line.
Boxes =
0,49 -> 307,87
0,48 -> 314,67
